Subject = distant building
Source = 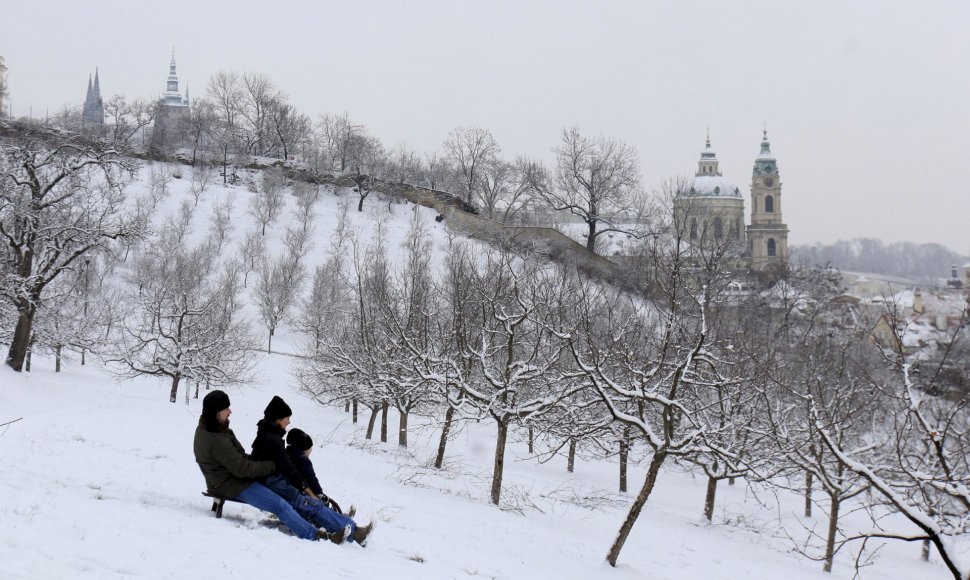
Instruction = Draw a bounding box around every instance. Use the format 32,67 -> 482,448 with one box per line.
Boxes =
153,51 -> 190,151
673,129 -> 790,277
81,69 -> 104,130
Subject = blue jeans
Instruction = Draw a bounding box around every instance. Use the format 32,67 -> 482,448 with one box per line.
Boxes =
235,482 -> 318,540
263,474 -> 357,540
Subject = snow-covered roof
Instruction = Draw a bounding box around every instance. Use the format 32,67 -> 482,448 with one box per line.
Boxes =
686,175 -> 743,198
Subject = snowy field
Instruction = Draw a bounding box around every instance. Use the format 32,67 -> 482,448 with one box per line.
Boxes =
0,162 -> 952,579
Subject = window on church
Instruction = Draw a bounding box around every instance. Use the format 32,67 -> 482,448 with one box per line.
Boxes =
765,195 -> 774,213
713,217 -> 723,239
767,238 -> 776,257
690,219 -> 698,241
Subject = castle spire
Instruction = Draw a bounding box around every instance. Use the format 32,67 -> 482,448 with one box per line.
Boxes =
93,68 -> 101,98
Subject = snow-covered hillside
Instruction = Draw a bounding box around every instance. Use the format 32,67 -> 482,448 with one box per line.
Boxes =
0,161 -> 951,579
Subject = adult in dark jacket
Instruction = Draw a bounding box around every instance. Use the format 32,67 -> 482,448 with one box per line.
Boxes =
193,390 -> 323,541
252,396 -> 372,545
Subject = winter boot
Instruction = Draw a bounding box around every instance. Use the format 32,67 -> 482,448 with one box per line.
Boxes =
347,505 -> 357,518
331,524 -> 352,545
353,522 -> 374,547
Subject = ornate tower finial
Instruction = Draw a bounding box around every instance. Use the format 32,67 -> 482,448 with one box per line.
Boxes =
706,126 -> 710,148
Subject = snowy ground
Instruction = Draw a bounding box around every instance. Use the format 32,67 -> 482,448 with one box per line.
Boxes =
0,354 -> 949,580
0,162 -> 953,579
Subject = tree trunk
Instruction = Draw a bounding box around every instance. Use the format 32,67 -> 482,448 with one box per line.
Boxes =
267,328 -> 273,353
55,345 -> 62,373
728,477 -> 736,486
607,449 -> 668,567
805,470 -> 814,518
586,218 -> 597,252
703,477 -> 717,522
527,425 -> 534,454
357,194 -> 365,212
344,401 -> 350,413
194,380 -> 200,400
619,437 -> 629,493
81,347 -> 86,366
398,410 -> 408,448
490,417 -> 510,506
567,438 -> 576,473
823,492 -> 840,573
435,406 -> 455,469
365,405 -> 378,439
380,400 -> 389,443
352,400 -> 358,424
169,374 -> 181,404
6,304 -> 37,371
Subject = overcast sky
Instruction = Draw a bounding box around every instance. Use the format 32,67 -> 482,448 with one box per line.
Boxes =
4,0 -> 969,255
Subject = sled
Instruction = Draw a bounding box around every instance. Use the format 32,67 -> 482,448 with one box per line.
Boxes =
202,491 -> 241,518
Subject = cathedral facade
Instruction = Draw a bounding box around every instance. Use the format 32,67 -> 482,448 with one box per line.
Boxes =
673,130 -> 790,275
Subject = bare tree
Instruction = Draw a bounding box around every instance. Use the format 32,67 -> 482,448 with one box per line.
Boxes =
239,72 -> 277,156
185,97 -> 216,166
30,253 -> 119,372
247,168 -> 286,235
189,161 -> 216,207
103,95 -> 157,149
388,143 -> 421,185
0,131 -> 141,371
206,71 -> 244,183
112,233 -> 257,403
537,126 -> 642,252
254,252 -> 303,353
346,132 -> 386,212
208,192 -> 235,250
267,94 -> 310,160
444,127 -> 499,205
422,151 -> 451,191
316,112 -> 362,172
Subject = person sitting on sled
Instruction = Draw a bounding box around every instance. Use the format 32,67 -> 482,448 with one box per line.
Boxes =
252,396 -> 373,545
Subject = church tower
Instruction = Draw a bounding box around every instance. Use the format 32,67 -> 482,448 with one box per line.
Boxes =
746,129 -> 789,271
154,50 -> 190,151
82,69 -> 104,130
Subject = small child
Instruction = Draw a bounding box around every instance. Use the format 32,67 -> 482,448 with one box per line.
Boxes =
285,428 -> 354,517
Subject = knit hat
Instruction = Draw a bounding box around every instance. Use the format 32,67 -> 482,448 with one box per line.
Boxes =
286,428 -> 313,451
263,395 -> 293,422
200,390 -> 231,431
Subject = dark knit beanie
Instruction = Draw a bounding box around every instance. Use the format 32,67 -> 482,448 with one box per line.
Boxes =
201,390 -> 231,431
263,395 -> 293,422
286,428 -> 313,451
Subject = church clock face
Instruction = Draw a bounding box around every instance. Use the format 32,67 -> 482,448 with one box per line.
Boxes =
764,177 -> 774,187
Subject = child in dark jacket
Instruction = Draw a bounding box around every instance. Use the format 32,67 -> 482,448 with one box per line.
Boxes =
286,428 -> 353,516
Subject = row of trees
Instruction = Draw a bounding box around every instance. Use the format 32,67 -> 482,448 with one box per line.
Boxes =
282,197 -> 970,574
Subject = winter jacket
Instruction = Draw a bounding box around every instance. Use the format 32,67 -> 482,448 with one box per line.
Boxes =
251,419 -> 308,491
193,424 -> 275,498
286,445 -> 324,497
